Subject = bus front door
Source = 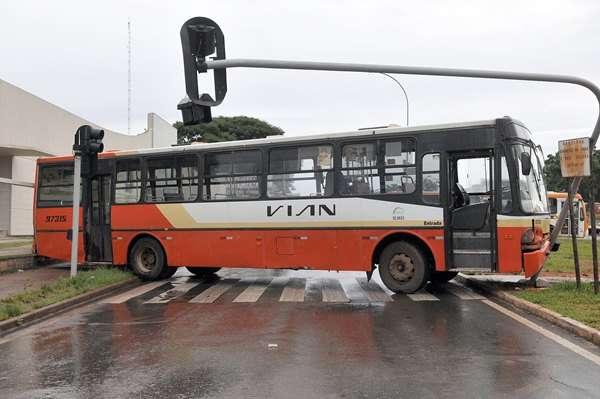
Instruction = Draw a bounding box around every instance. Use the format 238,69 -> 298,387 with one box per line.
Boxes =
88,174 -> 113,263
447,152 -> 496,271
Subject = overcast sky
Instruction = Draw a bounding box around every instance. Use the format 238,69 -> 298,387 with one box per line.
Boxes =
2,0 -> 599,155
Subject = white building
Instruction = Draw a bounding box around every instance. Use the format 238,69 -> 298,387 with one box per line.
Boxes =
0,78 -> 177,236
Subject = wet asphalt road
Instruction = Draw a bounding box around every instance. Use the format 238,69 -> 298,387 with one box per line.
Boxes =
1,269 -> 599,399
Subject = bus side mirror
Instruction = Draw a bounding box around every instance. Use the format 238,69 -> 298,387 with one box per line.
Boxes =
520,152 -> 532,176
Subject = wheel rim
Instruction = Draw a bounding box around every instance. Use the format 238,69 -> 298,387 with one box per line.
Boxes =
389,253 -> 415,283
136,247 -> 157,273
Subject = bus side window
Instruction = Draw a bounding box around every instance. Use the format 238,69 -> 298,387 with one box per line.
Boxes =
267,145 -> 334,198
383,139 -> 416,194
204,150 -> 261,200
145,157 -> 198,203
422,153 -> 440,205
340,142 -> 379,195
115,160 -> 142,204
501,156 -> 512,212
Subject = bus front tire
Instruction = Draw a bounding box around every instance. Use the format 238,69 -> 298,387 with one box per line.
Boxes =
430,271 -> 458,284
379,241 -> 430,294
129,238 -> 168,281
186,267 -> 221,277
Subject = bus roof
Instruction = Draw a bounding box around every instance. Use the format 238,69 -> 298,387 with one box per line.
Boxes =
38,118 -> 497,163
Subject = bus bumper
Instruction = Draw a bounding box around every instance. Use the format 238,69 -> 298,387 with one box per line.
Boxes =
523,240 -> 551,278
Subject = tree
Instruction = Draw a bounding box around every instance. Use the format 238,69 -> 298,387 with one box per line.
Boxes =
544,150 -> 600,201
174,116 -> 284,144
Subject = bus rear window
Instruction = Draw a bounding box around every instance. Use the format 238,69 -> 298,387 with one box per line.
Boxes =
37,164 -> 76,207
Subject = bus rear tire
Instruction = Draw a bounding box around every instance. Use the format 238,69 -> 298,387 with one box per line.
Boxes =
430,271 -> 458,284
129,237 -> 168,281
379,241 -> 430,294
186,267 -> 221,278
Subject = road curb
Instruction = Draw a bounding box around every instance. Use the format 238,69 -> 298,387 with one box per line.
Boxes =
456,274 -> 600,346
0,277 -> 140,337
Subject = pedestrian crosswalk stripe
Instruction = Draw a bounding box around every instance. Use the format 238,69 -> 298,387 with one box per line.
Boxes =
407,292 -> 440,302
356,278 -> 393,302
102,281 -> 166,304
144,282 -> 198,304
321,279 -> 350,303
233,279 -> 271,303
444,283 -> 486,300
279,278 -> 305,302
107,277 -> 486,305
189,280 -> 235,303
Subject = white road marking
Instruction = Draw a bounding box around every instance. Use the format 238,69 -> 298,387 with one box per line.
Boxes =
279,278 -> 305,302
189,281 -> 235,303
321,279 -> 350,303
144,282 -> 198,304
102,281 -> 166,304
407,292 -> 440,302
444,283 -> 486,300
233,279 -> 271,303
483,299 -> 600,367
356,278 -> 393,303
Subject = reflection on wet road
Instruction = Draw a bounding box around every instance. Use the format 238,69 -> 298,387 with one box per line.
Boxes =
1,269 -> 599,399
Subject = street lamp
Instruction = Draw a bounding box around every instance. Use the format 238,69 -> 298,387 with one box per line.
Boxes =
380,73 -> 410,127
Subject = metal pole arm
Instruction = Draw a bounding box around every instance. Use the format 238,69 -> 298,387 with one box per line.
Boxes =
205,57 -> 600,275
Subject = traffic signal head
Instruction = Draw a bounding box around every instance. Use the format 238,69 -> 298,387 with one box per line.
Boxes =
87,127 -> 104,154
179,17 -> 227,125
74,125 -> 104,155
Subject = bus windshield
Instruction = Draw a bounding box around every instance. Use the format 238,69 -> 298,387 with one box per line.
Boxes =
512,143 -> 548,214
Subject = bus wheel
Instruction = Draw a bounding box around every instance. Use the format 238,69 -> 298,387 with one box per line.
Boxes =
186,267 -> 221,278
129,238 -> 167,281
379,241 -> 430,293
430,271 -> 458,284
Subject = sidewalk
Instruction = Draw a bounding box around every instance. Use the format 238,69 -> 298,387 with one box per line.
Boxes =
0,238 -> 33,259
0,264 -> 69,301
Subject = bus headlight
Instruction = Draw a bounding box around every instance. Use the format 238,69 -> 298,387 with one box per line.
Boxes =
521,229 -> 535,245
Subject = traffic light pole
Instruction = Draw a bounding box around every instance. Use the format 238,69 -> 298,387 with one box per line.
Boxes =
70,155 -> 82,278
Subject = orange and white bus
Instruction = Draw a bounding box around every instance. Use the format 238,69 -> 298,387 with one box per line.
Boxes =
547,191 -> 589,238
33,117 -> 554,293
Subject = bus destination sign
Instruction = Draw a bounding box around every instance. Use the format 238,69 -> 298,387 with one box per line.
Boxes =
559,137 -> 591,177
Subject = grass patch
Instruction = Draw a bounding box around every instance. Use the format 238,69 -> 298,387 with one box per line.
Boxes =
544,239 -> 599,274
514,281 -> 600,330
0,267 -> 133,322
0,240 -> 32,250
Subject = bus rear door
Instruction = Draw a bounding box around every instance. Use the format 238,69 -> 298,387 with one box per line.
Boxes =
88,174 -> 113,262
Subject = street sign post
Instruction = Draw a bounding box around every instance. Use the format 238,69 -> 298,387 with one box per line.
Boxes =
559,137 -> 594,290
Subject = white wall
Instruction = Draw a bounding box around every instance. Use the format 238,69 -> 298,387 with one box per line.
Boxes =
0,157 -> 12,234
148,113 -> 177,148
10,157 -> 36,236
